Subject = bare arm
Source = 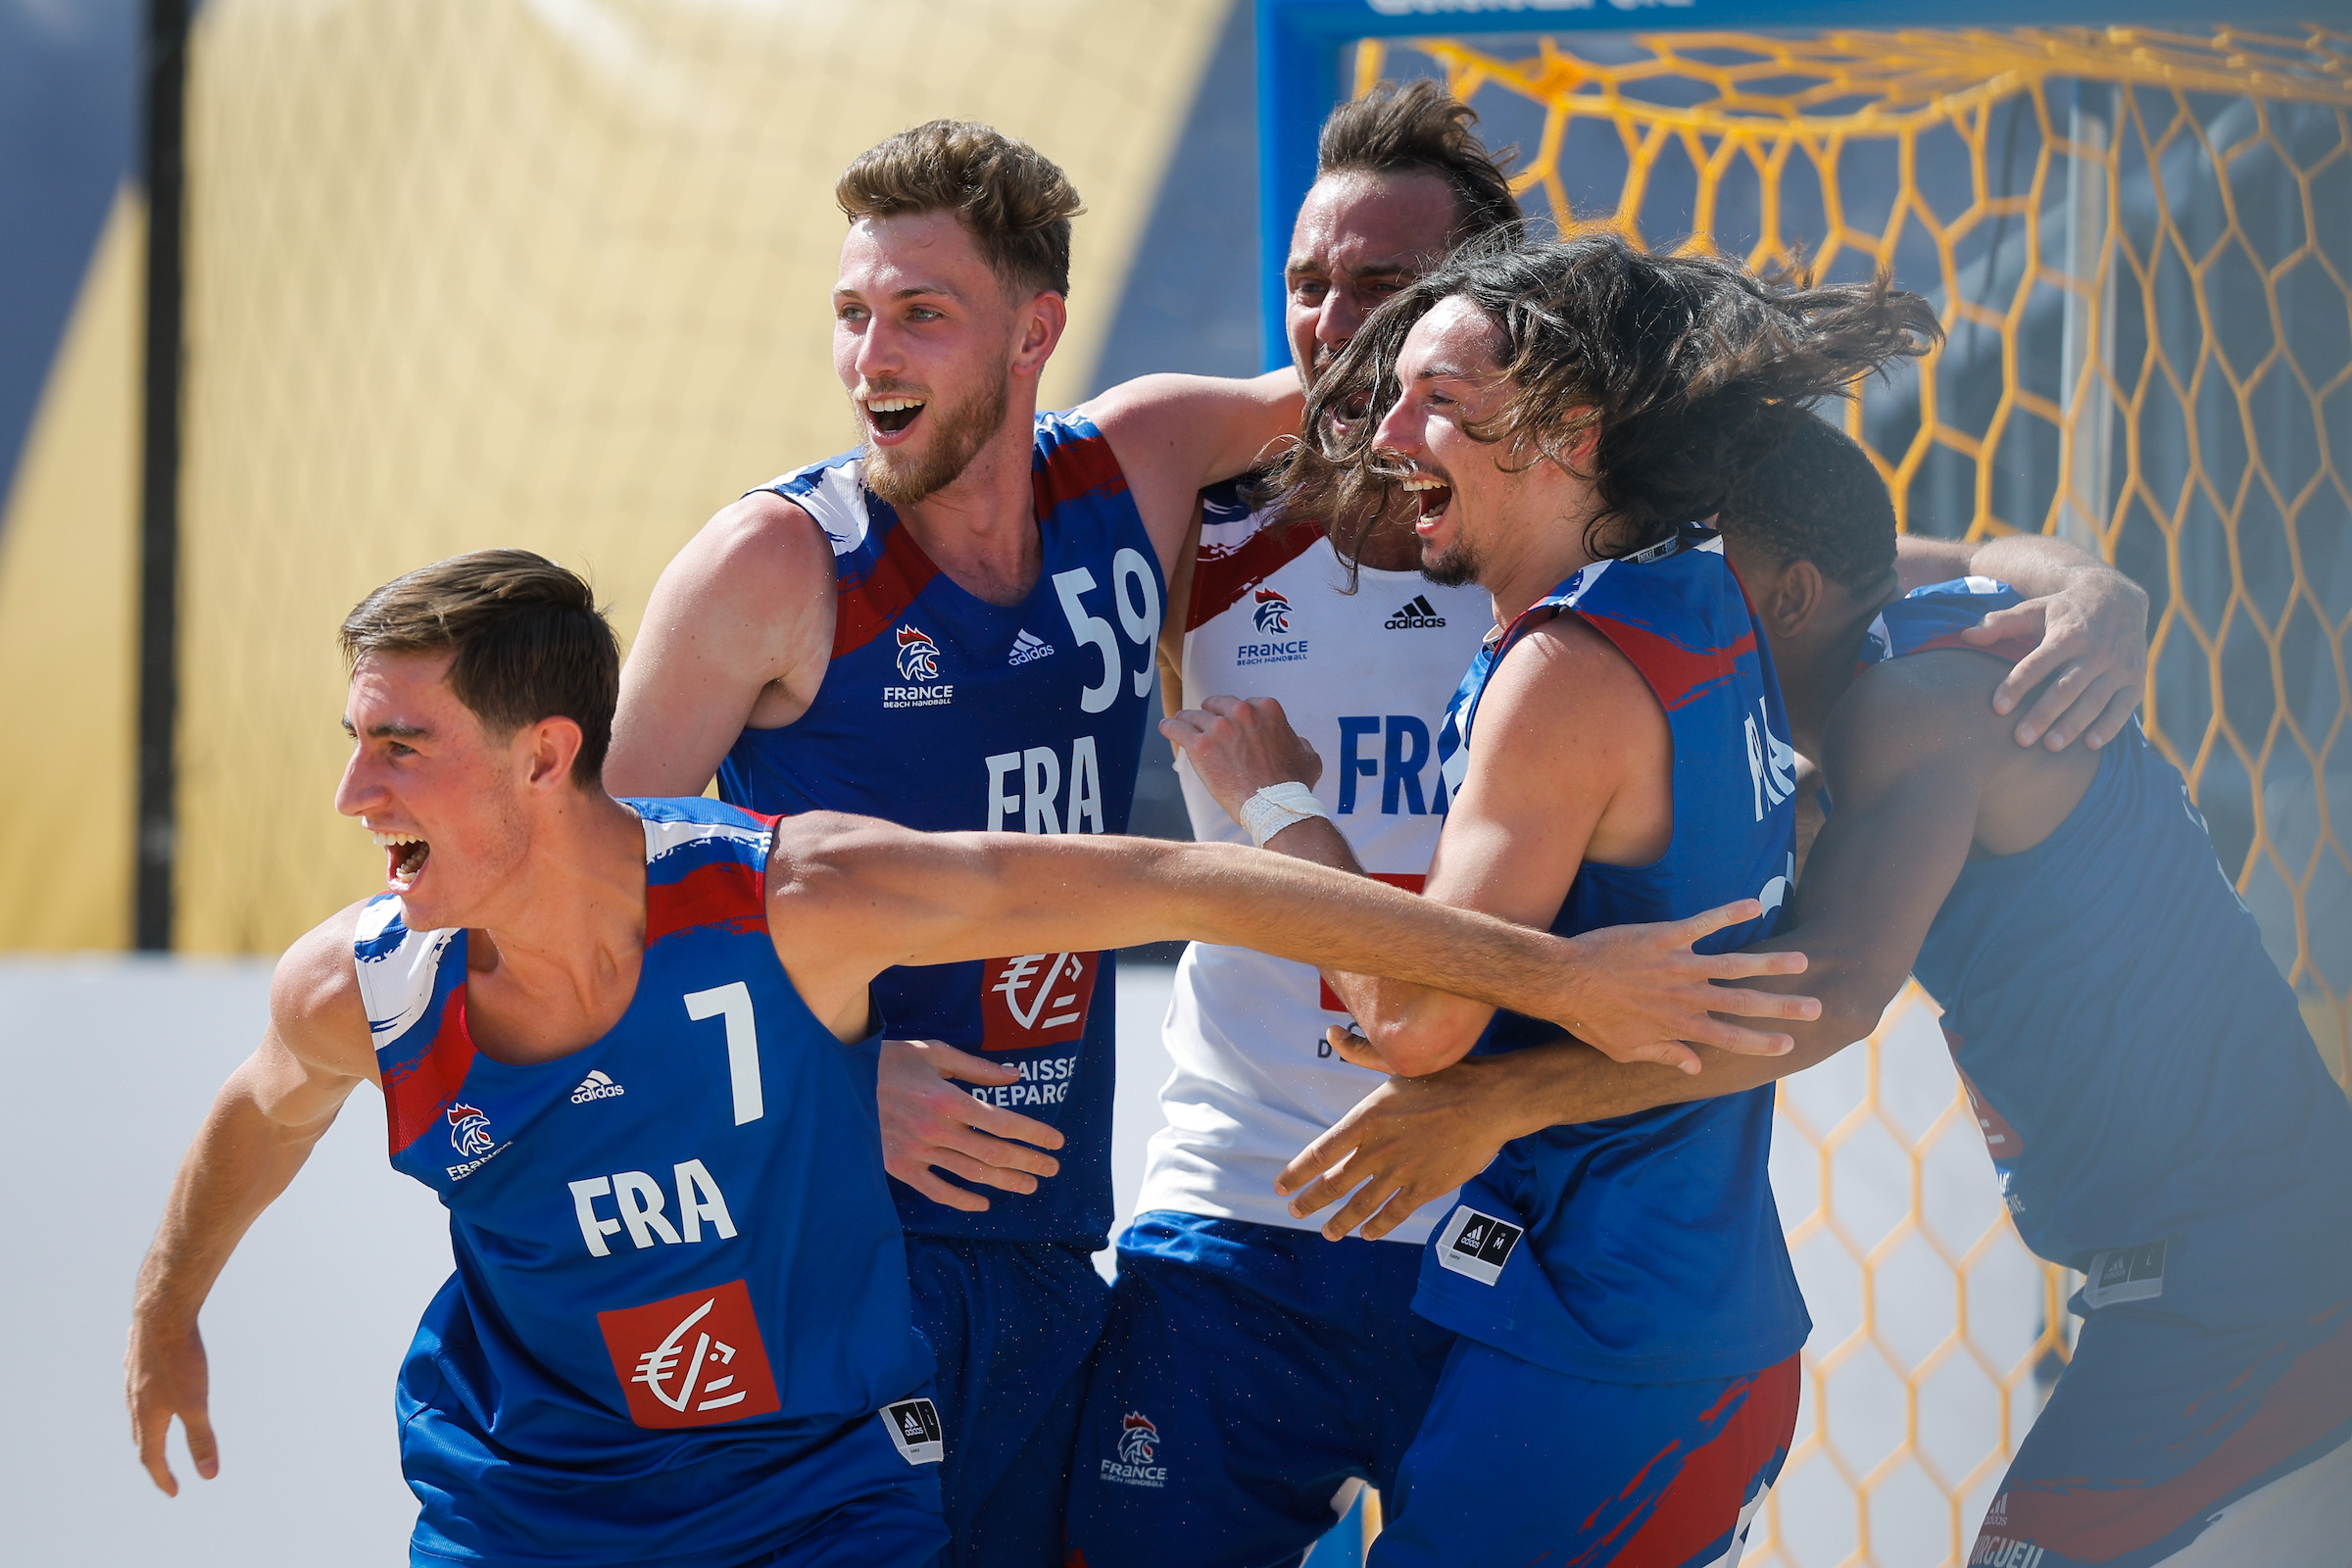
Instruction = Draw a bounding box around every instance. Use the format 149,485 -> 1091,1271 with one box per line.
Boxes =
607,492 -> 838,797
1081,370 -> 1300,579
1276,657 -> 2009,1238
126,908 -> 378,1494
762,809 -> 1770,1055
1895,531 -> 2148,751
1160,667 -> 1816,1078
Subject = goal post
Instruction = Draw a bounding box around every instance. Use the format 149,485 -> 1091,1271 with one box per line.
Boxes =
1257,7 -> 2352,1561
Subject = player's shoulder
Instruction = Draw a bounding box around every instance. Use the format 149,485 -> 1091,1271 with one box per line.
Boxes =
1483,610 -> 1661,746
270,900 -> 380,1074
1827,643 -> 2019,774
660,486 -> 838,604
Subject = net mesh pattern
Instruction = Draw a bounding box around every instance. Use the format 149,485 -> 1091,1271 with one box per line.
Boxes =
1350,25 -> 2351,1564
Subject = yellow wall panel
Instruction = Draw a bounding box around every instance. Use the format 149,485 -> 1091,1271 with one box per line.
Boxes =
169,0 -> 1226,953
0,189 -> 141,951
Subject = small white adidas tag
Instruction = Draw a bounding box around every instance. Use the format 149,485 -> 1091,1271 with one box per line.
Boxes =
880,1397 -> 945,1465
569,1069 -> 625,1103
1008,629 -> 1054,666
1435,1204 -> 1524,1286
2082,1239 -> 2167,1308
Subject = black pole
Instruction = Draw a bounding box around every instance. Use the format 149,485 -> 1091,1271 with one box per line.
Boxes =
136,0 -> 189,952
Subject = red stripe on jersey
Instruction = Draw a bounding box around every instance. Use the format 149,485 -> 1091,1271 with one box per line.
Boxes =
1581,612 -> 1756,712
833,524 -> 941,661
1600,1354 -> 1798,1566
646,859 -> 768,945
2002,1305 -> 2352,1558
1188,514 -> 1324,630
1320,874 -> 1424,1012
1033,433 -> 1129,518
1912,629 -> 2036,664
384,983 -> 476,1157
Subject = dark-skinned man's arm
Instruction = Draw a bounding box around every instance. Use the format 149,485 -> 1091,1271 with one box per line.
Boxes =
1277,655 -> 2007,1240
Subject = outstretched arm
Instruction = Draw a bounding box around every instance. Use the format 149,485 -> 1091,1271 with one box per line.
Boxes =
1164,647 -> 1817,1077
1895,531 -> 2148,752
1082,370 -> 1300,579
1277,657 -> 2002,1239
126,910 -> 378,1494
608,492 -> 838,797
763,809 -> 1801,1060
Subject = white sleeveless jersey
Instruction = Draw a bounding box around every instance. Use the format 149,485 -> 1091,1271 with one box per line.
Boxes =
1134,482 -> 1492,1244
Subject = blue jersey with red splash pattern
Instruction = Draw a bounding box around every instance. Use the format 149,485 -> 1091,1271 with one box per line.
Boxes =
1413,524 -> 1810,1384
360,798 -> 937,1568
1868,578 -> 2352,1323
719,412 -> 1163,1245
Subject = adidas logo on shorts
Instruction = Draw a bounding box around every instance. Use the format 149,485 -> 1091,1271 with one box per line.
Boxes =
880,1397 -> 944,1465
1434,1204 -> 1523,1286
570,1069 -> 625,1103
1385,594 -> 1446,630
1008,629 -> 1055,666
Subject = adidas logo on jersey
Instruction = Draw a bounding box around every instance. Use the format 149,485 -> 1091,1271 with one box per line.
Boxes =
1385,595 -> 1446,629
571,1069 -> 625,1103
1007,629 -> 1055,666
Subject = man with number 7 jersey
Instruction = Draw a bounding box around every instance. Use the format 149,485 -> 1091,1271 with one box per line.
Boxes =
124,550 -> 1812,1568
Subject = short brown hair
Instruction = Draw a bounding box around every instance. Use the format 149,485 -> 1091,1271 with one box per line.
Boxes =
1318,80 -> 1524,245
340,550 -> 619,786
836,121 -> 1085,298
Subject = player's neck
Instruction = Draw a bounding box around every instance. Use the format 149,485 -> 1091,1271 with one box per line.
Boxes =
891,397 -> 1047,608
1479,514 -> 1606,625
461,791 -> 651,1065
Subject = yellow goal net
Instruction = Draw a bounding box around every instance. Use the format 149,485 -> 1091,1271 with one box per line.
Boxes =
1347,24 -> 2350,1565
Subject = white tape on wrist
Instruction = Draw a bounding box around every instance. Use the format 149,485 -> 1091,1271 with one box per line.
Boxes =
1240,781 -> 1331,849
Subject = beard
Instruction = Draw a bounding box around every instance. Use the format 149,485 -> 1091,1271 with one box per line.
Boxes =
1420,533 -> 1483,588
862,363 -> 1011,507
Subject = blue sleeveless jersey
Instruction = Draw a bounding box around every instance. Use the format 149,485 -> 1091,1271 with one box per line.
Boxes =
719,412 -> 1163,1244
1413,525 -> 1809,1383
357,798 -> 939,1568
1867,579 -> 2352,1324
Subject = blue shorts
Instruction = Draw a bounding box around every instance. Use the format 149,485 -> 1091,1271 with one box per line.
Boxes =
1064,1213 -> 1453,1568
1972,1298 -> 2352,1566
1371,1340 -> 1799,1568
906,1235 -> 1110,1568
728,1487 -> 950,1568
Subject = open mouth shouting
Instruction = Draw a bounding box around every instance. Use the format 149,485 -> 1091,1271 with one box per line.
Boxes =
859,389 -> 928,442
1400,468 -> 1453,530
373,829 -> 431,893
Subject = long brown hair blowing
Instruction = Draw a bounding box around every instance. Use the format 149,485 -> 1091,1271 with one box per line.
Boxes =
1276,231 -> 1941,569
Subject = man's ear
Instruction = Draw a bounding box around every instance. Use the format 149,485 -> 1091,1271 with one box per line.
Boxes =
1753,557 -> 1829,640
520,716 -> 585,792
1012,291 -> 1066,377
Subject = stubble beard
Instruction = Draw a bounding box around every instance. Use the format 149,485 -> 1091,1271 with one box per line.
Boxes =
1420,533 -> 1483,588
862,364 -> 1012,507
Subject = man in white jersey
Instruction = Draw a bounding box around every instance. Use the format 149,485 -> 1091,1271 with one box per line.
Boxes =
1063,85 -> 2159,1568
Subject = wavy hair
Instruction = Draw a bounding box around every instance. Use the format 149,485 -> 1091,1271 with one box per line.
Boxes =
1274,231 -> 1941,569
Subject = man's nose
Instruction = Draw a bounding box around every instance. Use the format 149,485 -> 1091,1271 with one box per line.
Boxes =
334,751 -> 383,819
1316,290 -> 1365,352
1371,397 -> 1419,462
852,318 -> 901,381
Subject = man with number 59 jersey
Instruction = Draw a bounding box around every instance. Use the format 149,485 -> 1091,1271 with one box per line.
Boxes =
603,121 -> 1306,1565
125,551 -> 1794,1568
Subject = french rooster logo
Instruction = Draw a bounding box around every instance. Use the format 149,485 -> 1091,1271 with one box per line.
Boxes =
895,624 -> 941,682
1251,588 -> 1294,635
1118,1411 -> 1160,1464
446,1102 -> 495,1158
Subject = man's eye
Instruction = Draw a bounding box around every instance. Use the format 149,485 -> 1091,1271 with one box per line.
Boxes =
1292,281 -> 1326,304
837,306 -> 867,323
908,307 -> 943,321
388,742 -> 416,758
